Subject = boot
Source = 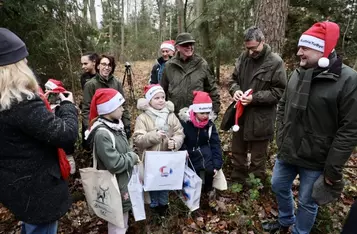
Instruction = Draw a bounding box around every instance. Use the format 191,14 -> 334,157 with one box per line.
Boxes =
158,204 -> 168,217
262,220 -> 290,234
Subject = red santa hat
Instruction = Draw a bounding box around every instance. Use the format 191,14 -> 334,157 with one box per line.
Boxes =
298,21 -> 340,68
190,91 -> 212,113
89,88 -> 125,122
144,84 -> 165,101
160,40 -> 175,52
45,78 -> 66,93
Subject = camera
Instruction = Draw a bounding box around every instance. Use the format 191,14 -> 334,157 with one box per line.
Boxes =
48,93 -> 60,104
125,62 -> 131,68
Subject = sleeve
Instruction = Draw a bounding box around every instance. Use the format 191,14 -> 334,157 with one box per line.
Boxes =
229,53 -> 244,96
150,64 -> 158,84
324,74 -> 357,182
203,63 -> 221,113
80,74 -> 87,90
81,82 -> 95,130
133,115 -> 162,150
160,66 -> 169,100
209,124 -> 223,170
94,131 -> 139,174
250,59 -> 287,105
169,114 -> 185,150
276,87 -> 287,149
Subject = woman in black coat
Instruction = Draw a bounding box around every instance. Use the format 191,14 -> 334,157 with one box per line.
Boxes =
0,28 -> 78,234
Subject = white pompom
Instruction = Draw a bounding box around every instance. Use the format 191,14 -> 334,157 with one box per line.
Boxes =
318,57 -> 329,68
232,125 -> 240,132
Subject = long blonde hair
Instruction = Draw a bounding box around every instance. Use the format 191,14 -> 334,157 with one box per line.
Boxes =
0,59 -> 39,111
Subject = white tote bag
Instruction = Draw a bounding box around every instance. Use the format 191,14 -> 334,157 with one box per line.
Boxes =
180,164 -> 202,211
128,165 -> 146,221
212,169 -> 228,191
79,128 -> 125,228
144,150 -> 186,191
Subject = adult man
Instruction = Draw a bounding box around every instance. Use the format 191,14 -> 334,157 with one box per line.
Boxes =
228,26 -> 287,183
160,32 -> 220,114
264,21 -> 357,234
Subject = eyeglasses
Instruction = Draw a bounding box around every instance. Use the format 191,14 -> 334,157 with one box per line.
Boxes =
246,41 -> 261,52
100,63 -> 112,68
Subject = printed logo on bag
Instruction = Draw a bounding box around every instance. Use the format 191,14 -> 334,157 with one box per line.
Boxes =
182,179 -> 191,200
159,166 -> 173,177
94,185 -> 112,216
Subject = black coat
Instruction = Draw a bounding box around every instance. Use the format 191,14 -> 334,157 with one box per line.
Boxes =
0,95 -> 78,224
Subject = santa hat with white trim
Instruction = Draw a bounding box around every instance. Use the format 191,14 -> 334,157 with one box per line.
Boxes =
45,78 -> 66,93
190,91 -> 212,113
160,40 -> 175,52
89,88 -> 125,122
144,84 -> 165,102
298,21 -> 340,68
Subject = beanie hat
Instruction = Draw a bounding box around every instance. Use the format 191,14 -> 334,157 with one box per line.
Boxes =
191,91 -> 212,113
298,21 -> 340,68
160,40 -> 175,52
0,28 -> 29,66
45,79 -> 66,93
89,88 -> 125,122
144,84 -> 165,102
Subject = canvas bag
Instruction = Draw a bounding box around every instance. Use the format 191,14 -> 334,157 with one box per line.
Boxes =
180,160 -> 202,211
212,169 -> 228,191
79,127 -> 125,228
143,150 -> 186,191
128,165 -> 146,221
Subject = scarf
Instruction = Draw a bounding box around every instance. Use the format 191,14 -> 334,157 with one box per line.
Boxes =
97,117 -> 124,132
189,110 -> 209,128
145,106 -> 170,131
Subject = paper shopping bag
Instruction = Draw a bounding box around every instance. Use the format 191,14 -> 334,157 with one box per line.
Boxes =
180,165 -> 202,211
128,165 -> 146,221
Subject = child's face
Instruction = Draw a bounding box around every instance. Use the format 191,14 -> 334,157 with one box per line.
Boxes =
195,112 -> 210,122
150,92 -> 166,110
109,105 -> 124,120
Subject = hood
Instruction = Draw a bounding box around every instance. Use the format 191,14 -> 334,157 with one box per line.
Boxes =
178,107 -> 217,122
84,120 -> 104,146
136,98 -> 175,112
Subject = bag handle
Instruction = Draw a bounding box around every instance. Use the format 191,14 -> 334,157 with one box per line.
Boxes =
186,156 -> 196,173
93,127 -> 116,169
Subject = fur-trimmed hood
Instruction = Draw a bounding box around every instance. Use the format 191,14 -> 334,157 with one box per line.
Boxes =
178,107 -> 217,122
136,98 -> 175,112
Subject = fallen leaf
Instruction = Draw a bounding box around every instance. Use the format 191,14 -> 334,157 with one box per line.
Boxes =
270,209 -> 278,217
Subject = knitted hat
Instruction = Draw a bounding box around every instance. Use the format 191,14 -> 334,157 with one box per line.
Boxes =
45,79 -> 66,93
191,91 -> 212,113
298,21 -> 340,68
160,40 -> 175,52
89,88 -> 125,122
0,28 -> 29,66
144,84 -> 165,101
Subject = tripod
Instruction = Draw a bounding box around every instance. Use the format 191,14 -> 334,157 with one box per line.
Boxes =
122,63 -> 136,103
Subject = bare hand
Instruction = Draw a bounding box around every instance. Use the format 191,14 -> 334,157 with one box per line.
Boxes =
233,90 -> 244,102
168,139 -> 175,150
241,94 -> 253,106
213,169 -> 218,177
59,91 -> 74,103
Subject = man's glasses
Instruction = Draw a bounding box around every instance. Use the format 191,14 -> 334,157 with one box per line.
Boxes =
100,63 -> 112,68
246,41 -> 261,52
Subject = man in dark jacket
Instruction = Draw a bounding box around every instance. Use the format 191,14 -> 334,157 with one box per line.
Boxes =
160,32 -> 220,115
228,26 -> 287,183
264,22 -> 357,234
150,40 -> 175,84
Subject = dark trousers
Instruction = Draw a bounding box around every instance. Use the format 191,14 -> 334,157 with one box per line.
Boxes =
341,199 -> 357,234
199,170 -> 214,192
231,128 -> 269,182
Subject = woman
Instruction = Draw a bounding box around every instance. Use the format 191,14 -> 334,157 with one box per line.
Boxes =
0,28 -> 78,234
149,40 -> 175,84
80,52 -> 99,90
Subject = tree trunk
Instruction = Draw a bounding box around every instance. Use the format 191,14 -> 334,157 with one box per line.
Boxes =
89,0 -> 97,28
82,0 -> 88,20
176,0 -> 184,33
121,0 -> 125,55
255,0 -> 289,55
135,0 -> 138,40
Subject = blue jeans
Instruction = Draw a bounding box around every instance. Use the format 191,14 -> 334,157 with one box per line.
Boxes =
21,221 -> 58,234
271,159 -> 322,234
149,190 -> 169,207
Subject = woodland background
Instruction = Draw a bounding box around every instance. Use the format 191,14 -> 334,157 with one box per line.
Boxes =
0,0 -> 357,233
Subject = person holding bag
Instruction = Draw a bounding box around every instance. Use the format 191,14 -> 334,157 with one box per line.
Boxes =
178,91 -> 223,201
133,84 -> 184,216
85,88 -> 139,234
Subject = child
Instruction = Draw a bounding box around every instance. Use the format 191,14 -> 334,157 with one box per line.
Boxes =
149,40 -> 175,84
179,91 -> 223,199
85,88 -> 139,234
133,84 -> 184,216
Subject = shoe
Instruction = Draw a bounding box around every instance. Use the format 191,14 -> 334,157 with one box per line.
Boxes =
158,204 -> 168,217
262,220 -> 290,233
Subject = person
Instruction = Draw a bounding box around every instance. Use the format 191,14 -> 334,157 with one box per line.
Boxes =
82,55 -> 131,139
80,52 -> 99,89
160,32 -> 220,115
85,88 -> 139,234
263,21 -> 357,234
0,28 -> 78,234
133,84 -> 184,216
178,91 -> 223,200
228,26 -> 287,183
150,40 -> 175,84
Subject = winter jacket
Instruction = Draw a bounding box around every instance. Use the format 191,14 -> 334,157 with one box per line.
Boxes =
178,108 -> 223,172
0,95 -> 78,224
86,118 -> 139,213
82,74 -> 131,137
276,58 -> 357,182
160,53 -> 221,114
133,98 -> 185,155
80,72 -> 96,90
228,44 -> 287,141
150,57 -> 169,84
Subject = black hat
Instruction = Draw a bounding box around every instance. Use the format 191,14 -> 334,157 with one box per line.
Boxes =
0,28 -> 29,66
175,32 -> 196,45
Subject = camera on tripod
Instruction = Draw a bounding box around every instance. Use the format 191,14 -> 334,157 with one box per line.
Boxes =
125,62 -> 131,69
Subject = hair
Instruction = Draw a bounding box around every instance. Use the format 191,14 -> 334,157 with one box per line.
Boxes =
98,54 -> 116,76
82,52 -> 99,63
244,26 -> 265,42
0,59 -> 39,111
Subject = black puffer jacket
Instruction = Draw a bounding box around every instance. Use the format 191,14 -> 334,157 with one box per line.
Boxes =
0,95 -> 78,224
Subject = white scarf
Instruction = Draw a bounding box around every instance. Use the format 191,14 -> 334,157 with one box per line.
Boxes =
97,117 -> 124,132
145,106 -> 170,131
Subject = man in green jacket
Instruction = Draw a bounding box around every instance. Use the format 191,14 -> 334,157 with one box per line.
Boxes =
160,32 -> 220,115
228,26 -> 287,183
264,21 -> 357,234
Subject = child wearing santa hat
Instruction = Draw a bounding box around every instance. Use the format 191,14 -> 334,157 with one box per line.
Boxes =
133,84 -> 184,216
85,88 -> 139,234
178,91 -> 223,200
149,40 -> 175,84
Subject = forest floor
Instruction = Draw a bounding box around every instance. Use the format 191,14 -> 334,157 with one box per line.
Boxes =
0,60 -> 356,234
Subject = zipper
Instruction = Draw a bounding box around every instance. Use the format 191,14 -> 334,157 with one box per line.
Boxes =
194,128 -> 206,169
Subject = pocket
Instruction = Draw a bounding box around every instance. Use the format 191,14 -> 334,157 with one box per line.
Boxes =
253,109 -> 274,137
296,134 -> 332,164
